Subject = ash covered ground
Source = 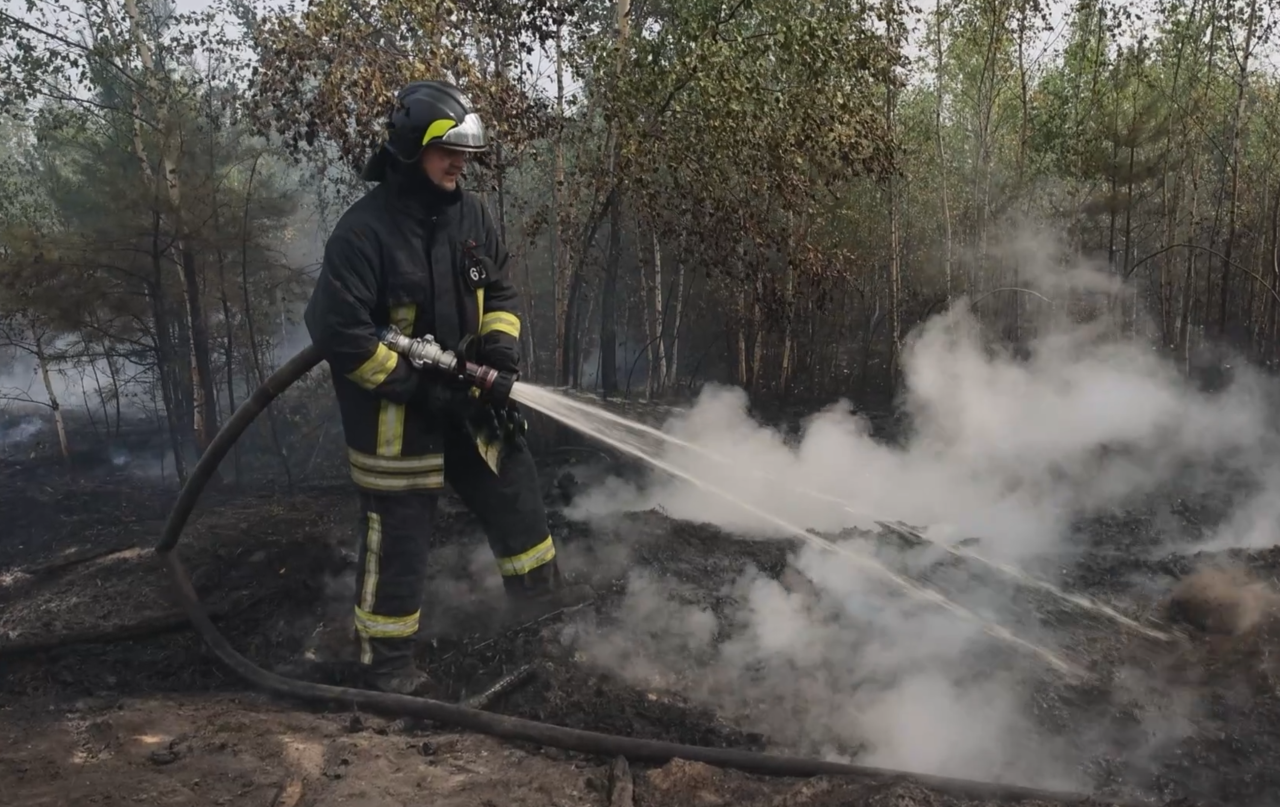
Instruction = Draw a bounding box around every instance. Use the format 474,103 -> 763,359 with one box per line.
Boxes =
3,402 -> 1280,807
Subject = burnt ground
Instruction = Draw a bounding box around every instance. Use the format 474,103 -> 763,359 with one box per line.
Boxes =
4,430 -> 1280,807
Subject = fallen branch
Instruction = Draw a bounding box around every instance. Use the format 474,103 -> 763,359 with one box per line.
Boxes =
461,663 -> 537,711
0,594 -> 252,658
385,663 -> 540,735
0,613 -> 202,657
435,600 -> 595,664
20,543 -> 141,578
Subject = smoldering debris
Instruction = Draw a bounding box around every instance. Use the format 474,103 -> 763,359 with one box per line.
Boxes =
1165,566 -> 1280,636
6,437 -> 1280,804
554,240 -> 1280,797
563,550 -> 1091,791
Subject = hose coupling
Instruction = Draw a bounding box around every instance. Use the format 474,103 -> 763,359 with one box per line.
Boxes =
379,325 -> 461,376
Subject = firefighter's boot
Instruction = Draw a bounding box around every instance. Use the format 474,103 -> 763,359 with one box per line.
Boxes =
361,638 -> 441,698
501,557 -> 595,623
367,662 -> 438,697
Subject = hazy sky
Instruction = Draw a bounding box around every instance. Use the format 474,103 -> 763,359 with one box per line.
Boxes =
11,0 -> 1278,100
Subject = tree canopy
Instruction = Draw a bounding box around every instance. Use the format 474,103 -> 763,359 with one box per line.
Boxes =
1,0 -> 1277,479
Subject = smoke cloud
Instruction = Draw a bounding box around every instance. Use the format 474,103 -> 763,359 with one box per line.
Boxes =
0,344 -> 150,415
0,415 -> 44,450
570,302 -> 1273,561
551,232 -> 1280,791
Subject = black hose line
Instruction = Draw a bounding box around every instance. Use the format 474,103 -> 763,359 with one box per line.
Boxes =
156,345 -> 324,553
154,345 -> 1145,807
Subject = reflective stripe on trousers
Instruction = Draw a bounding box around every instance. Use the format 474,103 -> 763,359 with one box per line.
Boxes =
495,535 -> 555,577
348,448 -> 445,492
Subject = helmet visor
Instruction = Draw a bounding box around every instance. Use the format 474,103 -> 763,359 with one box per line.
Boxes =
438,113 -> 488,152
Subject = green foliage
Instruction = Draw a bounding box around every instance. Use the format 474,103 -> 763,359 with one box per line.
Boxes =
2,0 -> 1280,435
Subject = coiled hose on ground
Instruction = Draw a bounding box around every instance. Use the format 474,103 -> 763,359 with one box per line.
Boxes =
154,345 -> 1139,807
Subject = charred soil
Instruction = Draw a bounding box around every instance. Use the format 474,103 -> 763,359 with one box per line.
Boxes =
3,449 -> 1280,807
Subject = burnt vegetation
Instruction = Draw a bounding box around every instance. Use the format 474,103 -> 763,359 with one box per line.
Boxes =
4,0 -> 1280,805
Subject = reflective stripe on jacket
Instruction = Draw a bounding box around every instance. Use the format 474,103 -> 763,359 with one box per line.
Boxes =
303,176 -> 522,493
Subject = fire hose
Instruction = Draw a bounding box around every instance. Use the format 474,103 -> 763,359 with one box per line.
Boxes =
153,332 -> 1146,807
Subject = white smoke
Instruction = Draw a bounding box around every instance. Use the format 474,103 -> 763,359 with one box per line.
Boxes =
572,303 -> 1272,561
0,415 -> 45,450
104,445 -> 180,480
551,233 -> 1277,791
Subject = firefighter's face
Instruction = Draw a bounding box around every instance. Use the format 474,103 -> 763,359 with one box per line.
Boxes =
421,144 -> 469,190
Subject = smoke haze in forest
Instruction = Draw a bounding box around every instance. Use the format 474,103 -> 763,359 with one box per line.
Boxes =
560,230 -> 1277,787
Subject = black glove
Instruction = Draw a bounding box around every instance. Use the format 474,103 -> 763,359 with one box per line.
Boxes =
495,400 -> 528,440
478,332 -> 520,374
470,369 -> 524,442
409,373 -> 472,419
479,397 -> 527,443
484,369 -> 516,408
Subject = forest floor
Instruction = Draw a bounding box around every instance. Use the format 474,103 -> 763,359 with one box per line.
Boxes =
4,416 -> 1280,807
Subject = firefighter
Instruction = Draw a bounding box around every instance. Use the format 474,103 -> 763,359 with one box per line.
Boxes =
304,80 -> 591,696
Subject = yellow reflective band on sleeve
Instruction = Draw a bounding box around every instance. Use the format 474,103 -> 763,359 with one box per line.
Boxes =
422,118 -> 458,145
480,311 -> 521,339
346,344 -> 399,390
495,536 -> 556,577
354,605 -> 420,639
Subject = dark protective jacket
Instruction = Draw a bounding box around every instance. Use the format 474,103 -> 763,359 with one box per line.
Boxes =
304,172 -> 523,494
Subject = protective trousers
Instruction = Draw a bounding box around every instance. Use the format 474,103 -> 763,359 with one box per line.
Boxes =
352,427 -> 556,669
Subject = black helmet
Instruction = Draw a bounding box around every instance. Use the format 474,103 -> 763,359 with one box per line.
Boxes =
361,80 -> 488,181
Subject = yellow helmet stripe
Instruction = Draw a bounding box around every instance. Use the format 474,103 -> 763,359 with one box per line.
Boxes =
422,118 -> 457,145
